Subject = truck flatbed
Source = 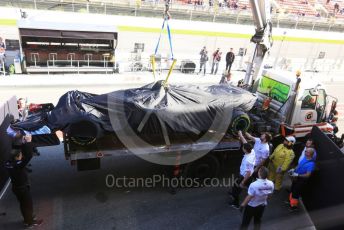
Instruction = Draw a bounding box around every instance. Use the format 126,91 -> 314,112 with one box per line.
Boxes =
66,133 -> 241,160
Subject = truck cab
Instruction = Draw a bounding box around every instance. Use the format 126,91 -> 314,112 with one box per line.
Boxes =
250,69 -> 338,138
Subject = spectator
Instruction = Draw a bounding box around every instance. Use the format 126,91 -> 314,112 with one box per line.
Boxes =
334,3 -> 340,14
301,0 -> 308,4
231,0 -> 238,9
240,166 -> 274,230
238,131 -> 272,179
225,48 -> 235,72
198,46 -> 208,75
17,98 -> 28,122
16,98 -> 41,157
288,147 -> 316,211
229,143 -> 255,209
219,71 -> 231,84
0,36 -> 5,68
268,136 -> 295,191
5,136 -> 43,228
298,138 -> 317,164
211,48 -> 222,75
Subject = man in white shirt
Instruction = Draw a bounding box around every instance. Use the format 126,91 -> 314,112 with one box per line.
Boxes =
240,166 -> 274,230
298,138 -> 317,163
238,131 -> 271,177
229,143 -> 255,209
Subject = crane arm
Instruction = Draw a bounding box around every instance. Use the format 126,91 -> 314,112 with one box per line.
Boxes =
244,0 -> 273,90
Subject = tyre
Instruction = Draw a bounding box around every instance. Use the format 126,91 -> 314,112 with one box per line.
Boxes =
228,110 -> 251,135
183,154 -> 220,180
68,120 -> 101,146
8,64 -> 15,74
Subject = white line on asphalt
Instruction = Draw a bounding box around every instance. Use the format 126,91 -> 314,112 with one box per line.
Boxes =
0,179 -> 11,200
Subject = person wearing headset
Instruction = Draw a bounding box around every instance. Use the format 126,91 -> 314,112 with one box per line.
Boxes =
267,136 -> 296,191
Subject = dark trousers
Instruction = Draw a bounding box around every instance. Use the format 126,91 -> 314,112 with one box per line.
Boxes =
240,205 -> 265,230
291,178 -> 307,199
232,175 -> 244,205
12,186 -> 34,224
199,62 -> 206,74
226,62 -> 233,72
211,62 -> 219,74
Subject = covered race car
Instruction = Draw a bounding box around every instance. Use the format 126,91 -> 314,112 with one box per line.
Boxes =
11,81 -> 257,148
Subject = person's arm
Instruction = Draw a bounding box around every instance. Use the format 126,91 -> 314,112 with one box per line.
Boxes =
241,184 -> 255,209
293,163 -> 315,178
238,130 -> 248,144
244,132 -> 256,142
240,171 -> 251,188
241,195 -> 254,207
297,172 -> 312,178
6,126 -> 18,138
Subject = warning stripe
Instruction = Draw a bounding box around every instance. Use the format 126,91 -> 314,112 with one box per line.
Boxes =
294,122 -> 328,128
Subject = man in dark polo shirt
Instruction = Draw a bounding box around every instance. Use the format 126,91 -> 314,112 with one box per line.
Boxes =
5,135 -> 43,228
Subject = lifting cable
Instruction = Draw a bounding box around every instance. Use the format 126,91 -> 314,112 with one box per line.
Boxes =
151,0 -> 176,87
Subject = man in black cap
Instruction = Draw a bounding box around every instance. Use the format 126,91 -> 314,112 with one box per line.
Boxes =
5,134 -> 43,228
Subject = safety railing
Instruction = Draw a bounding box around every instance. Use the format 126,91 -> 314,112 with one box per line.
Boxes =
24,59 -> 116,74
1,0 -> 344,32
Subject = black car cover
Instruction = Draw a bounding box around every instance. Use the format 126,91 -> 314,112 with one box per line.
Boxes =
12,81 -> 257,144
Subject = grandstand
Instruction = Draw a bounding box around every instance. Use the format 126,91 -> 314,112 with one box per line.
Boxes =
277,0 -> 317,16
0,0 -> 344,31
321,0 -> 344,18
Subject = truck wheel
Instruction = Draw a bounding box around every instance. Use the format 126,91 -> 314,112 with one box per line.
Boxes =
228,110 -> 250,135
183,154 -> 220,180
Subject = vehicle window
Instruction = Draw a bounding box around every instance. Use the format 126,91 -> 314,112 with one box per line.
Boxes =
257,76 -> 291,103
301,90 -> 316,110
317,89 -> 326,107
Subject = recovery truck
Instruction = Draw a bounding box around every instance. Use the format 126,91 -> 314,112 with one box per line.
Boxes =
7,1 -> 341,176
60,0 -> 342,174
